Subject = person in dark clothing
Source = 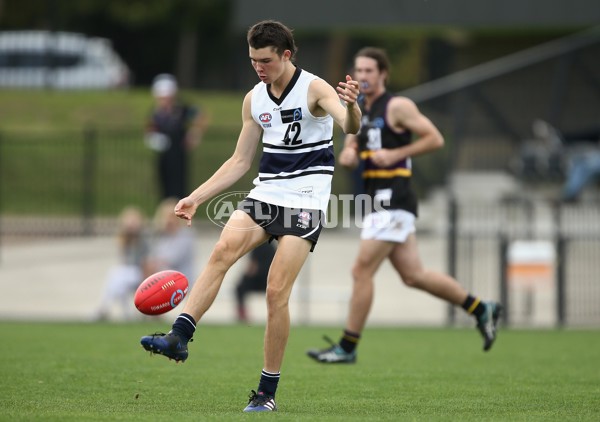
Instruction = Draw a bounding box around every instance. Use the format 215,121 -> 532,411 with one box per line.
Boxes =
146,74 -> 209,200
307,47 -> 502,364
235,242 -> 276,323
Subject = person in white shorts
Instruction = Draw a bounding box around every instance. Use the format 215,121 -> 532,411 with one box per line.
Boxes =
307,47 -> 503,364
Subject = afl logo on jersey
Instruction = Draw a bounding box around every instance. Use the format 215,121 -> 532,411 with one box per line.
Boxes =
259,113 -> 272,123
259,112 -> 272,128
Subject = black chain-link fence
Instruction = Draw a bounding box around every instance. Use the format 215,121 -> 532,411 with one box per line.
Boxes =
0,127 -> 155,237
0,124 -> 249,239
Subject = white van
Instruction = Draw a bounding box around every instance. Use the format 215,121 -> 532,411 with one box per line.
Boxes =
0,30 -> 130,89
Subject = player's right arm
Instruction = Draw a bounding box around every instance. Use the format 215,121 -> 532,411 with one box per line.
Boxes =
175,91 -> 262,224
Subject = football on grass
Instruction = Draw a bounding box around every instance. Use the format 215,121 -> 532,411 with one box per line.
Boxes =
134,270 -> 188,315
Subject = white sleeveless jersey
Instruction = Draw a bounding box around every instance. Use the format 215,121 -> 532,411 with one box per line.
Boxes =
248,67 -> 335,213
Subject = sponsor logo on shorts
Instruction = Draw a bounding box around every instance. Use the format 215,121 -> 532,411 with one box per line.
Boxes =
296,211 -> 312,229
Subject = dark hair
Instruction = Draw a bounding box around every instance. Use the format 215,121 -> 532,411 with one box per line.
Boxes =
354,47 -> 391,78
247,20 -> 298,61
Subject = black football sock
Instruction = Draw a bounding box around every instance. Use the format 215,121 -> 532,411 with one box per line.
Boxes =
257,369 -> 280,398
171,313 -> 196,342
462,295 -> 486,319
339,329 -> 360,353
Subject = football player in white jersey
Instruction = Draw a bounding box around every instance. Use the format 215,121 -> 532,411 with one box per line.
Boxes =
140,20 -> 361,412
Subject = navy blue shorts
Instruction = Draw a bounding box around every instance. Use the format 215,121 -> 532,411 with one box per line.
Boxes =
238,197 -> 324,252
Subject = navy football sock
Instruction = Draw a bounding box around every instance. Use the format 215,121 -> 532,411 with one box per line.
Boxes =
257,369 -> 280,398
171,313 -> 196,342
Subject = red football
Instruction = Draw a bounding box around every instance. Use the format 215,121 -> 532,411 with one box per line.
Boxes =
134,270 -> 189,315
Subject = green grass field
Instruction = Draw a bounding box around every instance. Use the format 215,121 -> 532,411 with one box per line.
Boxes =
1,322 -> 598,421
0,90 -> 250,217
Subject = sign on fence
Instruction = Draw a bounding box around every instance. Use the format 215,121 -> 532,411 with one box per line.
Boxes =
507,240 -> 556,326
508,240 -> 555,286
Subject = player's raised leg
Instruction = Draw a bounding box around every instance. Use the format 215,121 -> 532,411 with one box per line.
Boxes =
141,210 -> 268,362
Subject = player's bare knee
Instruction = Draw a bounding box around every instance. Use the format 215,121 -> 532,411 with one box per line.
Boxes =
352,262 -> 372,281
209,240 -> 239,269
401,273 -> 421,288
351,265 -> 361,281
265,284 -> 290,311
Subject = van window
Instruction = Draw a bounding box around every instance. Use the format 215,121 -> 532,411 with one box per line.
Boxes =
0,52 -> 82,68
0,30 -> 129,89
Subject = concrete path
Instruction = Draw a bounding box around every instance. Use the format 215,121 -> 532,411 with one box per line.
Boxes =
0,223 -> 448,326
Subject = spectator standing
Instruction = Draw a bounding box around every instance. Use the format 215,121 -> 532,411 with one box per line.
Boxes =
146,74 -> 209,200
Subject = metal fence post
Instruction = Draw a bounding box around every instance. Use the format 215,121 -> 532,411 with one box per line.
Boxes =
0,130 -> 3,263
556,235 -> 566,327
82,126 -> 97,236
499,233 -> 510,326
446,194 -> 457,325
553,202 -> 566,327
